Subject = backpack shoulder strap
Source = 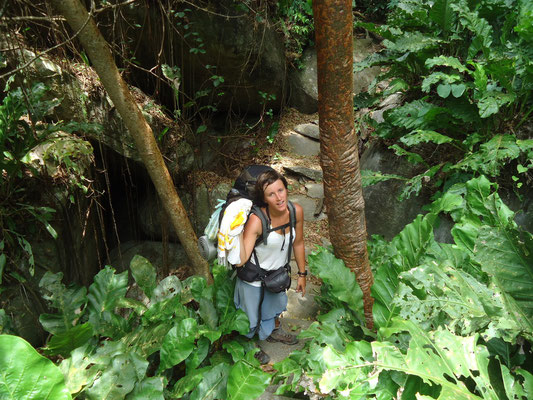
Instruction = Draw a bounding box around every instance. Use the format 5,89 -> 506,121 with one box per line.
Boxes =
287,201 -> 296,229
251,202 -> 296,247
250,205 -> 269,246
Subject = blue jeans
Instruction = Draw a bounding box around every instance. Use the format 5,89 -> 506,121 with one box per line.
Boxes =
234,278 -> 288,340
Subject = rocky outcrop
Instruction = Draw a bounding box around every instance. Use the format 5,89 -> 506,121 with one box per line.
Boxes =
288,37 -> 381,114
114,1 -> 287,115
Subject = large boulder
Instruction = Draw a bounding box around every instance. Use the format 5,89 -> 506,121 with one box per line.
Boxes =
360,140 -> 432,240
289,37 -> 381,114
1,41 -> 194,177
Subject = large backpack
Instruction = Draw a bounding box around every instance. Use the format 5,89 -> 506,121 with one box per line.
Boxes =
198,165 -> 296,261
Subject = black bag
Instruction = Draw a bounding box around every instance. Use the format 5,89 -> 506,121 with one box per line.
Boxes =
237,258 -> 263,282
263,263 -> 291,293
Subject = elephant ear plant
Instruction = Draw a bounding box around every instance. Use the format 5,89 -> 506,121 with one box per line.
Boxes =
1,258 -> 272,399
272,175 -> 533,399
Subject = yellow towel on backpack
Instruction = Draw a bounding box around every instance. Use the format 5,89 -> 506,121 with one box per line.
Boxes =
217,198 -> 252,267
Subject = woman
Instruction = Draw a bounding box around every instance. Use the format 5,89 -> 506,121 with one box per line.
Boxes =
234,169 -> 307,364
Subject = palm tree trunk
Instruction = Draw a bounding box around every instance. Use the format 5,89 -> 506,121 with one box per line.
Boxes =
313,0 -> 374,327
49,0 -> 211,283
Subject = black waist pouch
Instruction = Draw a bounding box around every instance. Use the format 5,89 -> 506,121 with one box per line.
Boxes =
263,263 -> 291,293
237,259 -> 291,293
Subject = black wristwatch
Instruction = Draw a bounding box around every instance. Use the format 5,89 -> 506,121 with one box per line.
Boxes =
297,270 -> 308,277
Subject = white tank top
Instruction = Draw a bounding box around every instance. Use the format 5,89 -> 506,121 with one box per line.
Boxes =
244,227 -> 295,287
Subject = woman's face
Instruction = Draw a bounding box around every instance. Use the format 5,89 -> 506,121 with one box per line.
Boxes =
263,179 -> 288,213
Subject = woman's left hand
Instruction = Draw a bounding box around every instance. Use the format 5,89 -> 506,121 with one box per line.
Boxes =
296,276 -> 306,296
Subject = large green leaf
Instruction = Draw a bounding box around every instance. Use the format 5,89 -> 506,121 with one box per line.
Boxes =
142,294 -> 189,324
386,100 -> 449,130
478,92 -> 516,118
393,261 -> 522,340
190,362 -> 231,400
39,271 -> 87,334
392,213 -> 438,270
151,275 -> 183,303
219,309 -> 250,336
474,226 -> 533,332
130,255 -> 157,298
371,260 -> 401,332
227,360 -> 271,400
59,343 -> 100,395
383,32 -> 441,53
308,247 -> 364,316
298,318 -> 352,352
361,169 -> 406,187
186,336 -> 210,372
0,334 -> 71,399
318,341 -> 374,395
399,164 -> 443,200
125,377 -> 165,400
421,71 -> 462,93
429,0 -> 456,31
199,297 -> 219,329
159,318 -> 198,371
171,369 -> 208,398
477,135 -> 520,175
43,322 -> 94,356
376,319 -> 498,400
452,214 -> 482,253
453,5 -> 493,52
516,0 -> 533,41
449,177 -> 515,251
86,352 -> 145,400
87,266 -> 128,335
119,321 -> 173,358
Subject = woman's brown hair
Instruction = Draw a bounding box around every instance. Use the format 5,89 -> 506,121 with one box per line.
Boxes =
254,169 -> 288,206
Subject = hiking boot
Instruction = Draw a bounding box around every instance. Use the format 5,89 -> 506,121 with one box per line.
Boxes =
254,349 -> 270,364
266,328 -> 298,345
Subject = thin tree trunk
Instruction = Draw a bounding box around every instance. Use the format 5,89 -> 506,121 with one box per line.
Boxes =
313,0 -> 374,327
49,0 -> 211,283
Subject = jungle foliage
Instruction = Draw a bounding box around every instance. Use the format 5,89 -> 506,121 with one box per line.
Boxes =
0,78 -> 97,289
274,175 -> 533,399
1,0 -> 533,399
1,262 -> 270,399
356,0 -> 533,198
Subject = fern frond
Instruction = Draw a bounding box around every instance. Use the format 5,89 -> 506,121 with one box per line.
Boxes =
390,144 -> 426,165
361,170 -> 407,187
452,4 -> 494,53
399,164 -> 443,200
454,134 -> 521,176
400,130 -> 455,146
386,100 -> 449,130
426,56 -> 469,73
383,32 -> 442,53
